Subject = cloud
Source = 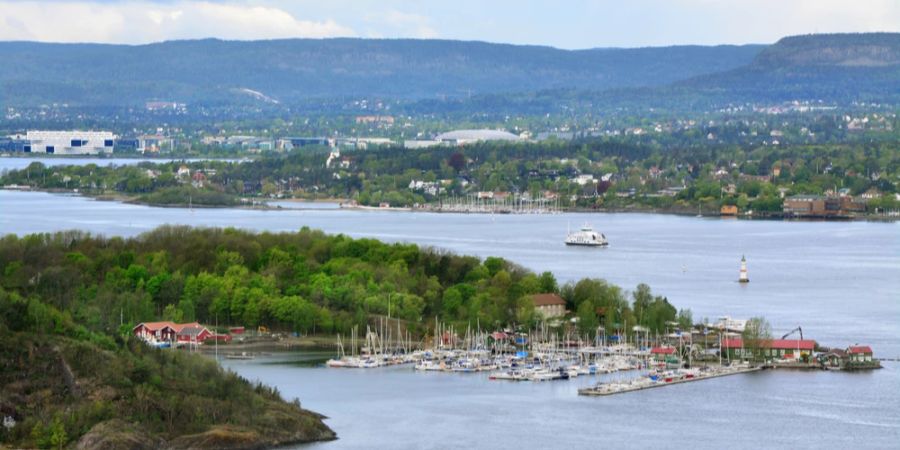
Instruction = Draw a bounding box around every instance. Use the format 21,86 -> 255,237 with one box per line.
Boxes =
366,10 -> 438,39
0,1 -> 355,43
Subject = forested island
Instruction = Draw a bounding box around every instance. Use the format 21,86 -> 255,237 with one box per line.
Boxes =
0,226 -> 685,448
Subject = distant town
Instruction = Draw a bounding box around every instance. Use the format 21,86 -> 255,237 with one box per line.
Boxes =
2,116 -> 897,219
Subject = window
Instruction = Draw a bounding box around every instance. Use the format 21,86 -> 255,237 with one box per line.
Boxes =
71,139 -> 82,147
24,145 -> 31,152
46,146 -> 55,154
104,139 -> 114,147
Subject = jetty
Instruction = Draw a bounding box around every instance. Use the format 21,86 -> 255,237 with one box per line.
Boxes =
578,365 -> 761,396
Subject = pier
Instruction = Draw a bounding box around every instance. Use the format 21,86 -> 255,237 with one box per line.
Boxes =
578,365 -> 761,397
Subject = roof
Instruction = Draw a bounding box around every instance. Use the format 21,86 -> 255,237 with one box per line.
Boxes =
650,347 -> 676,355
435,129 -> 521,142
132,321 -> 201,333
722,338 -> 816,351
532,293 -> 566,307
133,321 -> 176,332
177,326 -> 211,337
848,345 -> 873,354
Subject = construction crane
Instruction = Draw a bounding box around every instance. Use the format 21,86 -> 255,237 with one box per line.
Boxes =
782,326 -> 803,340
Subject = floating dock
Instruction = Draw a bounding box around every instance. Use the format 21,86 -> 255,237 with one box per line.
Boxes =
578,365 -> 761,396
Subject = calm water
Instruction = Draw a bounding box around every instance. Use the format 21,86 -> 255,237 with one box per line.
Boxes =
221,353 -> 899,450
1,189 -> 899,448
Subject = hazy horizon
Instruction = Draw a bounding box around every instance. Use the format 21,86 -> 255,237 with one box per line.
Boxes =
0,0 -> 898,49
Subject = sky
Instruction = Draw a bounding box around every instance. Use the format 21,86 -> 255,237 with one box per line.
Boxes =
0,0 -> 898,49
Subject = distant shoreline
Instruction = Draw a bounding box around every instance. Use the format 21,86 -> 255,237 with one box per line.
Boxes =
4,186 -> 897,222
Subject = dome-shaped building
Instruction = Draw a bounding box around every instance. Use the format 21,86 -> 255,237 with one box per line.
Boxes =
435,129 -> 522,145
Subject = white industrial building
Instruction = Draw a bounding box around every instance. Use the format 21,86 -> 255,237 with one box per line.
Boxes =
404,129 -> 523,149
13,131 -> 116,155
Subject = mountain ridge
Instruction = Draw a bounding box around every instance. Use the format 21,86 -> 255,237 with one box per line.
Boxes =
0,33 -> 897,111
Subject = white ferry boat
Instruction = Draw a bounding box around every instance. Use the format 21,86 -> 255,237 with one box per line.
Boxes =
565,224 -> 608,247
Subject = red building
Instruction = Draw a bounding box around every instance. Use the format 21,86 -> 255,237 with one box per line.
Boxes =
133,321 -> 212,344
650,347 -> 677,362
176,325 -> 214,344
722,338 -> 816,360
847,345 -> 874,363
132,321 -> 178,342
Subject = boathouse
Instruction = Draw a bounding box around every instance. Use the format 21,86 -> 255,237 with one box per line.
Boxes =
847,346 -> 873,363
532,293 -> 567,319
818,349 -> 848,369
721,338 -> 816,361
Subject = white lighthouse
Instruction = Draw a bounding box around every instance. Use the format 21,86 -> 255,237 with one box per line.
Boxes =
739,255 -> 750,283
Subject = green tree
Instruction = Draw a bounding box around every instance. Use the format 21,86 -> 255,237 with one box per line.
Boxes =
576,300 -> 598,338
741,316 -> 773,363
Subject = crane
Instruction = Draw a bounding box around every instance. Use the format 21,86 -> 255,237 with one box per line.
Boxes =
781,326 -> 803,340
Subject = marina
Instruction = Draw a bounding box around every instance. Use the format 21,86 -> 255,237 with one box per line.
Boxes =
1,189 -> 898,448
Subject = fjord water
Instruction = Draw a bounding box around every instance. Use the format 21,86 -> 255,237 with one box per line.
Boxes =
2,189 -> 898,448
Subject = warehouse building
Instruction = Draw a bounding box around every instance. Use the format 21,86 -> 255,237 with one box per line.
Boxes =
12,130 -> 116,155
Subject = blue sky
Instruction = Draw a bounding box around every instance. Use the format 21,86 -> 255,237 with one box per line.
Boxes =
1,0 -> 898,48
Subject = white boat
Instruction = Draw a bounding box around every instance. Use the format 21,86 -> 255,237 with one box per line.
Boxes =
565,224 -> 608,247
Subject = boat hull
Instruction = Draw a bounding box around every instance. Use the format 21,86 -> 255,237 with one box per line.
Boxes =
565,241 -> 608,247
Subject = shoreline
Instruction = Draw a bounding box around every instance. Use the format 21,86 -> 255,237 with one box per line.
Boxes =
3,186 -> 897,222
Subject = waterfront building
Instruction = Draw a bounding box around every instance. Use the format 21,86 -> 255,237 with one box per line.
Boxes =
532,293 -> 567,319
819,349 -> 849,369
650,347 -> 677,363
847,345 -> 874,363
133,321 -> 214,344
176,325 -> 214,344
783,195 -> 866,218
12,130 -> 115,155
721,338 -> 816,361
720,205 -> 738,216
132,321 -> 178,342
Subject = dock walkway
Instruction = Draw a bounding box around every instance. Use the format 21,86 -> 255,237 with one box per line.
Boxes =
578,366 -> 761,397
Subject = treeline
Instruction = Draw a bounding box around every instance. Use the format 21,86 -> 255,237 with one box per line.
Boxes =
0,226 -> 684,337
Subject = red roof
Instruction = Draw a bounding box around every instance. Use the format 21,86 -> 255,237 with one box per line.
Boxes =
650,347 -> 676,355
722,338 -> 815,351
848,346 -> 872,354
133,321 -> 201,333
532,293 -> 566,307
133,321 -> 176,332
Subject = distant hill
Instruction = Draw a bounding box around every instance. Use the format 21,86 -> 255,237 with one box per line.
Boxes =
0,38 -> 761,107
680,33 -> 900,103
0,33 -> 896,113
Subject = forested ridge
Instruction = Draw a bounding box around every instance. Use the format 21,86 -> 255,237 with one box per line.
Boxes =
0,226 -> 681,336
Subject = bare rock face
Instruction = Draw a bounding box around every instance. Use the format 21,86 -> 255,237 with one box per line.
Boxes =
76,420 -> 163,450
